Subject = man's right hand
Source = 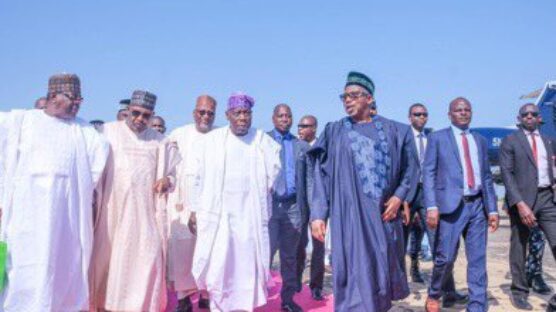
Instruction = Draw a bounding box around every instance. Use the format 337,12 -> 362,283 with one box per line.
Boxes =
426,209 -> 439,230
188,212 -> 197,235
516,201 -> 537,228
311,219 -> 327,242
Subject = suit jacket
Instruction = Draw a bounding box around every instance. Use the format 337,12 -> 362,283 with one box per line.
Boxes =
267,130 -> 311,222
405,129 -> 426,205
423,127 -> 497,215
499,129 -> 555,209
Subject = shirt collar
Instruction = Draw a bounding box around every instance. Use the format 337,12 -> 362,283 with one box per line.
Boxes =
411,126 -> 425,137
451,124 -> 471,135
273,129 -> 293,140
522,128 -> 540,136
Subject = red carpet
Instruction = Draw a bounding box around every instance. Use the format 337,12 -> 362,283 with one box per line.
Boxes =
166,271 -> 334,311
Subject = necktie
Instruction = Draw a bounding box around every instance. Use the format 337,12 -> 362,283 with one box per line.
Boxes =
530,132 -> 538,166
461,132 -> 475,189
418,133 -> 425,163
275,135 -> 287,196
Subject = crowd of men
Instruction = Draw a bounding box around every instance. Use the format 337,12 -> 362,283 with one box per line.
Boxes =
0,71 -> 556,312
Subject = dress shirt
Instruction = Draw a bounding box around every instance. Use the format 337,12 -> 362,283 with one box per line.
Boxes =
273,129 -> 296,197
524,129 -> 551,187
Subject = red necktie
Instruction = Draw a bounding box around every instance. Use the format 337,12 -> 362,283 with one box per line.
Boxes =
462,132 -> 475,189
530,132 -> 538,166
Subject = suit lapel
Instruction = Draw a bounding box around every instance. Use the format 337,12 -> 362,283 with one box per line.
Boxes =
471,132 -> 485,174
541,135 -> 554,183
448,127 -> 462,169
517,130 -> 537,167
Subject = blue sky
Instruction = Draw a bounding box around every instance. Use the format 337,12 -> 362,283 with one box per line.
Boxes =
1,1 -> 554,132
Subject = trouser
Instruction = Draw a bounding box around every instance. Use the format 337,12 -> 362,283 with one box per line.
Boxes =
297,217 -> 326,290
509,188 -> 556,296
404,185 -> 456,293
428,196 -> 488,312
269,196 -> 302,303
525,226 -> 545,279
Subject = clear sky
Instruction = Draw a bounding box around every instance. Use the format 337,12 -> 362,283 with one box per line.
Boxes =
1,1 -> 555,133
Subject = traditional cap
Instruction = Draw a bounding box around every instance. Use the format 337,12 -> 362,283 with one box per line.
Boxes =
119,99 -> 130,110
227,92 -> 255,111
345,71 -> 375,95
47,73 -> 81,99
130,90 -> 157,110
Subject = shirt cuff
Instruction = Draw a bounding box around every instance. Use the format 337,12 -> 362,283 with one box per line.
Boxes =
489,212 -> 499,216
426,206 -> 438,211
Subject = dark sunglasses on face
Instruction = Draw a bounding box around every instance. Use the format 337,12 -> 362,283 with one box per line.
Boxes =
520,111 -> 539,118
196,110 -> 215,117
130,110 -> 153,119
412,112 -> 428,117
298,124 -> 315,129
339,91 -> 369,101
60,93 -> 83,102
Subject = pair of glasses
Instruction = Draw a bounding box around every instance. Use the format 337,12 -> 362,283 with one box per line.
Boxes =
60,93 -> 83,102
196,109 -> 215,117
130,110 -> 153,119
412,112 -> 429,117
520,111 -> 539,117
298,124 -> 314,128
339,92 -> 369,101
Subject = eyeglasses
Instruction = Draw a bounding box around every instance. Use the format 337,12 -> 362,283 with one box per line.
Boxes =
520,111 -> 539,118
339,91 -> 369,101
196,109 -> 215,117
298,124 -> 315,129
60,93 -> 83,102
130,110 -> 153,119
412,112 -> 429,117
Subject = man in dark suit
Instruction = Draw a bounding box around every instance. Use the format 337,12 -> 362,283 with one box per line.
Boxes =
424,97 -> 499,312
499,103 -> 556,311
268,104 -> 310,312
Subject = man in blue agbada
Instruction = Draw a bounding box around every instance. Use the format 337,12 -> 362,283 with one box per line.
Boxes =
309,71 -> 417,312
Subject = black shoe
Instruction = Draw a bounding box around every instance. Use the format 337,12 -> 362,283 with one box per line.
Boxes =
295,282 -> 303,293
198,296 -> 210,309
547,294 -> 556,312
442,290 -> 468,308
530,275 -> 553,295
175,296 -> 193,312
311,288 -> 324,301
410,259 -> 425,284
510,293 -> 533,310
281,300 -> 303,312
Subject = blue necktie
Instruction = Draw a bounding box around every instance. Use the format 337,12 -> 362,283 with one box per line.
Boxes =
418,133 -> 425,163
275,136 -> 287,196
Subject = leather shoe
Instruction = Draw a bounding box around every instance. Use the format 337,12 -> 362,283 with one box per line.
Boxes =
530,275 -> 553,295
510,293 -> 533,310
198,296 -> 210,309
547,294 -> 556,312
281,300 -> 302,312
443,290 -> 468,308
410,259 -> 425,283
425,297 -> 440,312
175,296 -> 193,312
311,287 -> 324,301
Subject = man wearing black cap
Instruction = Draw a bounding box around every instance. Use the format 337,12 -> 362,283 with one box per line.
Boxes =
309,71 -> 417,311
90,90 -> 180,311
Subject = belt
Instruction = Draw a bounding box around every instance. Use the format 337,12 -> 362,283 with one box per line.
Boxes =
538,186 -> 552,192
463,192 -> 482,203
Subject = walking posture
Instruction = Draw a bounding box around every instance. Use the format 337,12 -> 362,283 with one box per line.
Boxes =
167,95 -> 217,311
189,92 -> 281,311
268,104 -> 310,312
0,74 -> 109,311
424,97 -> 499,312
89,90 -> 180,312
310,71 -> 417,312
499,103 -> 556,311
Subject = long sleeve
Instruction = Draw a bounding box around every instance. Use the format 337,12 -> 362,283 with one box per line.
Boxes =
309,123 -> 331,222
499,136 -> 522,207
423,133 -> 439,210
394,125 -> 418,201
480,137 -> 498,214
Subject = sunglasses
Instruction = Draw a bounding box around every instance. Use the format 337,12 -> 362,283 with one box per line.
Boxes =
298,124 -> 315,128
520,111 -> 539,118
412,112 -> 428,117
130,110 -> 153,119
196,109 -> 215,117
339,91 -> 369,101
60,93 -> 83,102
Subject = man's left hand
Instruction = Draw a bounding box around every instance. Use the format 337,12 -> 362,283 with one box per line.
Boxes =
488,214 -> 499,232
153,177 -> 171,194
382,196 -> 402,222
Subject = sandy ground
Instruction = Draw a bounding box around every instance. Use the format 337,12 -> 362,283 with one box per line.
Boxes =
305,213 -> 556,311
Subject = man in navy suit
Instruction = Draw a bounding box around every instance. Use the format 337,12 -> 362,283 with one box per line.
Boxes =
268,104 -> 310,312
423,97 -> 499,312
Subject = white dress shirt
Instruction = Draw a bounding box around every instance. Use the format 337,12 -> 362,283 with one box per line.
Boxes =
524,129 -> 551,187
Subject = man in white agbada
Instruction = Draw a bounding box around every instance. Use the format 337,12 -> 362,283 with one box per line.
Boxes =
0,73 -> 109,311
166,95 -> 217,311
188,92 -> 281,312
